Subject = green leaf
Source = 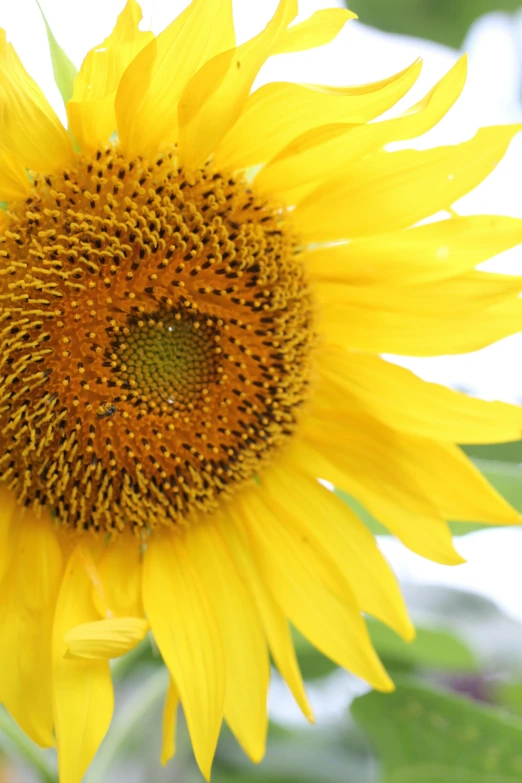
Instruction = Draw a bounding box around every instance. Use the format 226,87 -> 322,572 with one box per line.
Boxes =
352,678 -> 522,783
368,621 -> 478,673
36,1 -> 77,104
346,0 -> 522,49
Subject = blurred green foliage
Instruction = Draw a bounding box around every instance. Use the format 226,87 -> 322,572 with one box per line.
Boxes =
345,0 -> 521,48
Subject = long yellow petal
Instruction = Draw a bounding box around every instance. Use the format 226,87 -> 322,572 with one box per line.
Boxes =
255,56 -> 466,197
143,529 -> 225,781
261,463 -> 414,640
0,507 -> 62,747
64,617 -> 148,659
292,439 -> 465,566
293,125 -> 522,241
116,0 -> 235,158
0,30 -> 74,173
178,0 -> 298,169
272,8 -> 356,54
317,271 -> 522,356
67,0 -> 153,152
215,59 -> 421,171
304,215 -> 522,287
304,404 -> 520,526
52,545 -> 114,783
233,490 -> 393,692
319,346 -> 522,444
217,514 -> 313,721
0,149 -> 30,201
186,521 -> 270,762
161,678 -> 179,766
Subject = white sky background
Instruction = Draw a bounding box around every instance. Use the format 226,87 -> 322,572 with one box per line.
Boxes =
1,0 -> 522,706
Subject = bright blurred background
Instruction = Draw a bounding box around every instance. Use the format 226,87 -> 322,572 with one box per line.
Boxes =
1,1 -> 522,781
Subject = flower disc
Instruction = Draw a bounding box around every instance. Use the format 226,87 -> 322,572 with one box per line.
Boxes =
0,147 -> 314,531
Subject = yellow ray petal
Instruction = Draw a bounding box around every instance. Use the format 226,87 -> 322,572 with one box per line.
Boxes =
0,30 -> 74,173
233,489 -> 393,692
261,463 -> 414,641
215,59 -> 421,171
116,0 -> 235,158
0,506 -> 62,747
0,149 -> 30,201
64,616 -> 148,660
161,678 -> 179,766
217,513 -> 313,721
292,439 -> 465,566
293,124 -> 522,241
319,346 -> 522,444
317,271 -> 522,356
304,403 -> 520,526
93,531 -> 143,617
256,56 -> 466,197
52,545 -> 114,783
186,521 -> 270,762
304,215 -> 522,287
272,8 -> 356,54
67,0 -> 153,153
143,530 -> 225,781
178,0 -> 298,169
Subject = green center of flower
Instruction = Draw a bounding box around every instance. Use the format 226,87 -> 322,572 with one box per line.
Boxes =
114,312 -> 218,412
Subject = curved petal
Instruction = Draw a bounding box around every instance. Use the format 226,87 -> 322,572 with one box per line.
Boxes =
0,503 -> 62,747
67,0 -> 154,152
52,545 -> 114,783
116,0 -> 235,158
319,346 -> 522,444
93,531 -> 143,617
0,30 -> 74,173
272,8 -> 356,54
143,529 -> 225,781
233,489 -> 393,692
64,616 -> 148,659
186,521 -> 270,762
178,0 -> 298,169
255,56 -> 466,197
293,124 -> 522,241
215,59 -> 421,171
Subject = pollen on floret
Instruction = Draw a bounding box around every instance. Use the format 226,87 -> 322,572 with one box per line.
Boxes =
0,146 -> 314,533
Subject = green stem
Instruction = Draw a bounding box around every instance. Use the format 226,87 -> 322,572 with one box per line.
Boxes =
0,708 -> 57,783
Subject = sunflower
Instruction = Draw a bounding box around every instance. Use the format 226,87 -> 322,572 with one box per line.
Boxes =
0,0 -> 522,780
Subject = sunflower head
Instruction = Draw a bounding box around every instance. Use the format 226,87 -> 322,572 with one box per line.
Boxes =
0,3 -> 521,783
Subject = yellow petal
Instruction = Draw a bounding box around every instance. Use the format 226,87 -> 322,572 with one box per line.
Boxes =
217,514 -> 313,722
293,124 -> 522,241
261,463 -> 414,641
143,529 -> 225,781
233,489 -> 393,692
293,439 -> 465,566
0,506 -> 62,747
93,531 -> 143,617
317,271 -> 522,356
304,215 -> 522,287
116,0 -> 235,158
67,0 -> 153,152
319,346 -> 522,444
52,545 -> 114,783
64,616 -> 148,660
256,56 -> 466,197
185,521 -> 269,762
271,8 -> 356,55
215,58 -> 422,171
178,0 -> 298,169
0,149 -> 30,201
161,678 -> 179,766
0,30 -> 74,173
